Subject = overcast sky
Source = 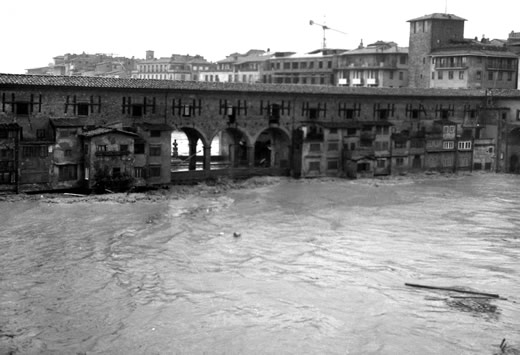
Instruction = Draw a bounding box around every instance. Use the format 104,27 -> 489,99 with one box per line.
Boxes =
1,0 -> 517,74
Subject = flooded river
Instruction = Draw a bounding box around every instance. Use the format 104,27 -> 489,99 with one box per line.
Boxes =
1,173 -> 519,354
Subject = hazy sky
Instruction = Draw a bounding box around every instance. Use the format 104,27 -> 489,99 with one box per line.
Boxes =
1,0 -> 518,74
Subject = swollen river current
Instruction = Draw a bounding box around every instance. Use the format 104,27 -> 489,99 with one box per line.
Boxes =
1,173 -> 519,354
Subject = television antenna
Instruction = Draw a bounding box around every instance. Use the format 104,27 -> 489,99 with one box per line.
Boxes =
309,19 -> 347,49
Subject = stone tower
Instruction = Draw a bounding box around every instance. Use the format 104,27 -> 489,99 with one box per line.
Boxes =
407,13 -> 466,88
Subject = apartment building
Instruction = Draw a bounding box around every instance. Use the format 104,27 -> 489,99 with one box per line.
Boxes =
201,49 -> 272,83
132,50 -> 211,81
264,48 -> 344,85
335,41 -> 409,88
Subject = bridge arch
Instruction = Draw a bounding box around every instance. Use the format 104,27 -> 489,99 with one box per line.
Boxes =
253,127 -> 291,168
172,126 -> 210,171
212,127 -> 253,168
508,127 -> 520,173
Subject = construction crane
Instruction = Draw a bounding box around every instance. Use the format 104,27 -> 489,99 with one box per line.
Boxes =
309,20 -> 347,49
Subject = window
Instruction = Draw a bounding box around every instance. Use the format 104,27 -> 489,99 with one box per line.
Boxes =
134,167 -> 144,178
357,162 -> 370,172
346,128 -> 356,136
508,72 -> 513,81
476,71 -> 482,80
15,102 -> 29,115
77,103 -> 89,116
459,71 -> 464,80
112,167 -> 121,177
22,145 -> 48,158
498,72 -> 503,81
150,130 -> 161,138
411,140 -> 424,149
376,126 -> 389,135
309,108 -> 318,120
458,141 -> 472,150
443,141 -> 454,149
327,61 -> 332,69
64,149 -> 72,157
58,164 -> 77,181
395,141 -> 406,149
270,104 -> 281,119
399,72 -> 404,80
448,71 -> 454,79
0,149 -> 13,159
438,71 -> 443,80
149,165 -> 161,177
292,62 -> 298,69
396,157 -> 404,166
377,159 -> 385,168
0,172 -> 14,184
318,61 -> 323,69
400,55 -> 407,65
327,143 -> 338,151
327,159 -> 338,170
488,71 -> 494,80
96,145 -> 107,152
390,72 -> 394,80
132,105 -> 143,117
149,145 -> 161,156
120,144 -> 128,152
36,129 -> 46,139
305,142 -> 320,153
309,161 -> 320,171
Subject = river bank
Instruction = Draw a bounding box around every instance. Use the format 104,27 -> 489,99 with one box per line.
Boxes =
0,170 -> 492,205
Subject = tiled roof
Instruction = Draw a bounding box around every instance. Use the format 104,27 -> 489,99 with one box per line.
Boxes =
1,73 -> 519,98
408,13 -> 466,22
340,45 -> 408,55
80,127 -> 139,138
136,123 -> 174,131
431,47 -> 517,57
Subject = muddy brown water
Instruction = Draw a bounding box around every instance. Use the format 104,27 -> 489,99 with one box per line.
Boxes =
1,174 -> 519,354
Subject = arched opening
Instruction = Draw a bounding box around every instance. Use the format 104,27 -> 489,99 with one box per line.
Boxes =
254,128 -> 291,168
171,128 -> 209,171
510,154 -> 519,173
218,128 -> 250,168
508,127 -> 520,173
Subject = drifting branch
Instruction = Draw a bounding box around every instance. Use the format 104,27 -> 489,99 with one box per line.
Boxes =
404,283 -> 500,298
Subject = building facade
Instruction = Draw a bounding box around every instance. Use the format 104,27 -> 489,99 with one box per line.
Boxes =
335,41 -> 409,88
1,73 -> 520,192
408,13 -> 518,89
132,50 -> 211,81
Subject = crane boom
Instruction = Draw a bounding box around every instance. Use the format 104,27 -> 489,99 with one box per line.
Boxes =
309,20 -> 347,49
